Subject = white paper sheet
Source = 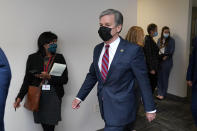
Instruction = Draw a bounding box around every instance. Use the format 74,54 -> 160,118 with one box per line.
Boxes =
49,63 -> 66,76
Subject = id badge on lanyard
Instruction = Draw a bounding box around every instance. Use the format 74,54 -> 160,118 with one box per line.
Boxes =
42,80 -> 51,91
42,57 -> 52,91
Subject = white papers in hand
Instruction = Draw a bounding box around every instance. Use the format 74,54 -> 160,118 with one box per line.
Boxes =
50,63 -> 66,76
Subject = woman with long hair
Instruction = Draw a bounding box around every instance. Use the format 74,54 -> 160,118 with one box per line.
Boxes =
156,26 -> 175,100
14,32 -> 68,131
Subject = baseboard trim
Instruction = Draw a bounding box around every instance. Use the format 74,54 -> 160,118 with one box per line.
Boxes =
97,129 -> 104,131
166,93 -> 188,102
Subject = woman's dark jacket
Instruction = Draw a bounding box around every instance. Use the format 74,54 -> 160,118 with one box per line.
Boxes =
17,52 -> 68,100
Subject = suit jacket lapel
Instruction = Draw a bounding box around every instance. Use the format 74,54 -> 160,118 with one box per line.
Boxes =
105,38 -> 125,82
95,43 -> 104,83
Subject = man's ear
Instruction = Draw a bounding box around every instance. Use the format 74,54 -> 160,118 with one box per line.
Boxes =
116,25 -> 122,33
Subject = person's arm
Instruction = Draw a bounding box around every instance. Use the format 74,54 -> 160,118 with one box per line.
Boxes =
16,55 -> 32,101
169,38 -> 175,56
0,48 -> 11,80
165,38 -> 175,58
76,62 -> 98,101
72,47 -> 99,109
130,46 -> 156,112
0,48 -> 11,71
186,42 -> 196,83
72,62 -> 98,109
48,54 -> 68,86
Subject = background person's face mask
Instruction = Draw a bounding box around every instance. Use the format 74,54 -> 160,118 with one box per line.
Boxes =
153,32 -> 158,37
98,26 -> 113,41
163,33 -> 169,38
48,43 -> 57,54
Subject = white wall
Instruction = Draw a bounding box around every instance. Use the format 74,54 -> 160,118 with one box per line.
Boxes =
1,0 -> 137,131
137,0 -> 192,97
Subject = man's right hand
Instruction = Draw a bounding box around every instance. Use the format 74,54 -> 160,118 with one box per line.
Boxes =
72,98 -> 81,109
13,98 -> 21,109
187,81 -> 192,87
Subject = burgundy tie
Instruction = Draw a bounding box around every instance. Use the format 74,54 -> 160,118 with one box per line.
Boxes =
101,44 -> 110,81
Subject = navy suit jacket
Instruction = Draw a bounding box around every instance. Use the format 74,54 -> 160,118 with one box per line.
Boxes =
187,37 -> 197,87
0,48 -> 11,88
77,38 -> 155,126
0,48 -> 11,131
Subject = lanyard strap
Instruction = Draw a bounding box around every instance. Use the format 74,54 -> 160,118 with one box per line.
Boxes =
44,57 -> 52,72
39,55 -> 55,87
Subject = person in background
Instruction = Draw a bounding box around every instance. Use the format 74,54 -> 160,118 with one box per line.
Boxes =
13,32 -> 68,131
125,26 -> 145,131
187,36 -> 197,130
125,26 -> 145,47
72,9 -> 156,131
156,26 -> 175,100
143,23 -> 160,94
0,48 -> 11,131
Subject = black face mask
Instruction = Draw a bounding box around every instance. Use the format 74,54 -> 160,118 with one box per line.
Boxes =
98,26 -> 113,41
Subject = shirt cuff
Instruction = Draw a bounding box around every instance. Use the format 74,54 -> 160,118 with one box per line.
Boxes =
76,97 -> 82,102
146,110 -> 156,113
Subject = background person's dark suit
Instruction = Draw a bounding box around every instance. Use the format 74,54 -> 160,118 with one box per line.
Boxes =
187,36 -> 197,126
0,48 -> 11,131
76,38 -> 155,130
144,35 -> 160,93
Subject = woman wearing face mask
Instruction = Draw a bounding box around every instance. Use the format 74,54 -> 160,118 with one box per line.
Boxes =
13,31 -> 68,131
156,26 -> 175,100
143,23 -> 160,95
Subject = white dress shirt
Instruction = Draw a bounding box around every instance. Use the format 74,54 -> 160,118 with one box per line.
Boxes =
98,37 -> 120,71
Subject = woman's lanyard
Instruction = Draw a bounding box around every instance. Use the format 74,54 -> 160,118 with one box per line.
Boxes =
44,57 -> 52,72
43,56 -> 52,85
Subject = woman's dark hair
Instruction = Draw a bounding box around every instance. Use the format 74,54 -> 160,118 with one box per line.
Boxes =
160,26 -> 170,47
37,31 -> 58,56
147,23 -> 157,34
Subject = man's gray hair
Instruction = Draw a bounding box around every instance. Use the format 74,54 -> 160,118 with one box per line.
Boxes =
99,9 -> 123,26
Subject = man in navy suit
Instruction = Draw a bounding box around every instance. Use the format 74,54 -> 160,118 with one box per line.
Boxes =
72,9 -> 156,131
187,36 -> 197,129
0,48 -> 11,131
